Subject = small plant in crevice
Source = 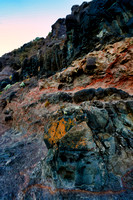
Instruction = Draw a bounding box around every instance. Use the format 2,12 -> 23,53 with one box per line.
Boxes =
45,100 -> 50,107
4,84 -> 12,91
20,82 -> 25,87
9,75 -> 12,80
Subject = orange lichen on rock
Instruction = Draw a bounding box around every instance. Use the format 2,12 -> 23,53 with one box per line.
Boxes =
45,118 -> 76,147
59,121 -> 96,150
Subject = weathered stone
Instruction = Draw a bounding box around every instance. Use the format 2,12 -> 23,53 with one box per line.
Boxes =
0,0 -> 133,82
52,18 -> 66,39
0,0 -> 133,199
95,88 -> 105,99
83,57 -> 97,74
47,92 -> 73,104
126,101 -> 133,113
42,99 -> 133,194
73,89 -> 95,103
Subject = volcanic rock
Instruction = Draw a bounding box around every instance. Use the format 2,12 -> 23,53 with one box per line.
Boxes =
0,0 -> 133,199
0,0 -> 133,85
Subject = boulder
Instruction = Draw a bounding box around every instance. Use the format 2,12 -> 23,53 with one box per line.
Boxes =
73,89 -> 95,103
43,100 -> 133,192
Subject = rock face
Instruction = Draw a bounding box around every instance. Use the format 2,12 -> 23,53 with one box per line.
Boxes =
65,0 -> 133,64
52,37 -> 133,94
0,78 -> 133,199
0,66 -> 19,91
0,0 -> 133,199
43,99 -> 133,192
0,0 -> 133,89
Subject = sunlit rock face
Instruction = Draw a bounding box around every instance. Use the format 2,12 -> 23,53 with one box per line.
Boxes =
65,0 -> 133,64
0,0 -> 133,84
0,69 -> 133,199
1,85 -> 132,199
0,0 -> 133,199
43,94 -> 133,192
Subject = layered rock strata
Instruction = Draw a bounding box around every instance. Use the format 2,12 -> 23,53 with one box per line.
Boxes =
0,0 -> 133,89
0,0 -> 133,199
0,77 -> 133,199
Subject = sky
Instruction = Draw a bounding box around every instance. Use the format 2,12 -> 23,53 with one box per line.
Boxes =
0,0 -> 90,56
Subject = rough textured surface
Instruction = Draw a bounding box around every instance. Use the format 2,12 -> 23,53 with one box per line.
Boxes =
65,0 -> 133,64
0,76 -> 133,199
43,100 -> 133,192
46,37 -> 133,94
0,0 -> 133,199
0,0 -> 133,89
0,129 -> 47,200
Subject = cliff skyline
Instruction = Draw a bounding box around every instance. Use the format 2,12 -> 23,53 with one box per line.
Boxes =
0,0 -> 89,56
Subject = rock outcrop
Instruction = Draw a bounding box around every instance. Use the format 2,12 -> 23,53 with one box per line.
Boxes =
0,76 -> 133,199
0,0 -> 133,90
65,0 -> 133,64
0,0 -> 133,199
43,98 -> 133,192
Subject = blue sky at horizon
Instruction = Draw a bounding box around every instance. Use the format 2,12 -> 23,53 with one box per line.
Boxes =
0,0 -> 90,56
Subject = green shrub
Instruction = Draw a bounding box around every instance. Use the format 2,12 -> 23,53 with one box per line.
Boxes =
20,82 -> 25,87
34,37 -> 40,42
48,32 -> 52,37
4,84 -> 11,91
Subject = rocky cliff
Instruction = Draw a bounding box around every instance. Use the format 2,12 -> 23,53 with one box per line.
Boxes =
0,0 -> 133,90
0,0 -> 133,199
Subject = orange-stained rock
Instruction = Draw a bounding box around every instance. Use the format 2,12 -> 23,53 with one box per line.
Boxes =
52,37 -> 133,95
60,121 -> 96,150
0,0 -> 133,198
44,118 -> 76,148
